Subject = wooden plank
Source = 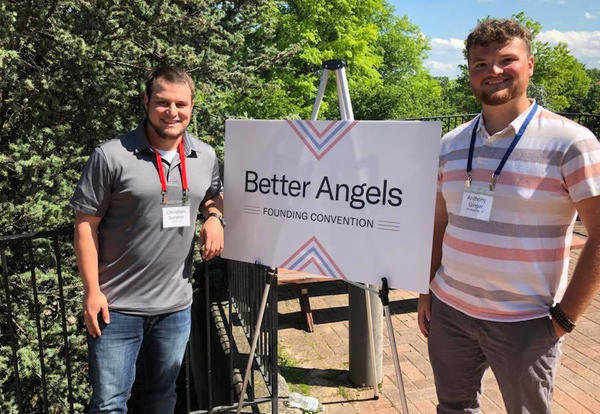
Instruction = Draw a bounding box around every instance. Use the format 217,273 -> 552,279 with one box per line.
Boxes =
571,234 -> 587,250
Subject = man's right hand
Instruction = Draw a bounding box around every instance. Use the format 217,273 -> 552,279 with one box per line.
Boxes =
417,293 -> 432,338
83,290 -> 110,338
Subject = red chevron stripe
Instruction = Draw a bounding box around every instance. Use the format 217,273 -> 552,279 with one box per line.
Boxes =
280,236 -> 317,268
307,120 -> 337,139
297,257 -> 329,277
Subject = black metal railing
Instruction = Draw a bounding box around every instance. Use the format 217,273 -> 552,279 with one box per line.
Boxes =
410,113 -> 479,135
1,227 -> 80,414
558,113 -> 600,138
411,112 -> 600,137
227,261 -> 279,414
0,229 -> 279,414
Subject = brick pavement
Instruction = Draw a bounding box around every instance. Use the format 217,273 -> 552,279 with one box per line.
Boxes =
277,225 -> 600,413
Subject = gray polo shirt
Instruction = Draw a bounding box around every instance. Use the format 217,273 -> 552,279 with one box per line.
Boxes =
70,122 -> 222,315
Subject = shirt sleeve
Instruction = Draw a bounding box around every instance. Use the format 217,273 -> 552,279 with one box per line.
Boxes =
562,131 -> 600,203
437,135 -> 450,193
69,147 -> 112,217
200,154 -> 223,205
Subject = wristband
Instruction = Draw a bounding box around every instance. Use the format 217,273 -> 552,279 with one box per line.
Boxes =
550,304 -> 575,333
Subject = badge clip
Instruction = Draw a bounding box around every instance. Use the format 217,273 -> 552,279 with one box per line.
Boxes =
183,189 -> 189,204
489,174 -> 498,192
161,190 -> 167,205
465,174 -> 472,188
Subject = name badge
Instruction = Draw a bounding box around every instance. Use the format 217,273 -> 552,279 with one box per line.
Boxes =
162,206 -> 191,228
459,187 -> 494,221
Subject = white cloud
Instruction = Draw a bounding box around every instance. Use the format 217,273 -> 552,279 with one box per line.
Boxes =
430,37 -> 464,51
537,30 -> 600,68
585,12 -> 597,20
426,61 -> 460,71
426,37 -> 465,78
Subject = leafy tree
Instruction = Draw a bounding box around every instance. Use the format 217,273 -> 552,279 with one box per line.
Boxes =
568,68 -> 600,114
530,42 -> 590,111
352,72 -> 448,119
440,66 -> 481,114
354,6 -> 451,119
232,0 -> 445,120
508,12 -> 590,111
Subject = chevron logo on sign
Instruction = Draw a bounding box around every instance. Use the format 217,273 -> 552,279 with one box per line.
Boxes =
280,236 -> 347,279
287,120 -> 358,160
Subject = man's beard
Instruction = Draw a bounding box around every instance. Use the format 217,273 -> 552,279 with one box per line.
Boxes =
147,117 -> 188,140
472,79 -> 528,106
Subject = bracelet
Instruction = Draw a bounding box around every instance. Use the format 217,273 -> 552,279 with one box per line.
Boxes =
550,304 -> 575,333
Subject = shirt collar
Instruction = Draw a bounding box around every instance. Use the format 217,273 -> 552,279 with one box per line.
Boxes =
477,99 -> 537,138
132,121 -> 201,156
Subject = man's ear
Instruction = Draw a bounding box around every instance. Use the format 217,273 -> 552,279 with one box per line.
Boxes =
528,55 -> 535,77
143,93 -> 149,113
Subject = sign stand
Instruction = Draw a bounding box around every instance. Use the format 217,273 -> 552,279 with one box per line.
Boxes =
235,60 -> 410,413
310,60 -> 379,401
311,60 -> 409,412
380,278 -> 410,414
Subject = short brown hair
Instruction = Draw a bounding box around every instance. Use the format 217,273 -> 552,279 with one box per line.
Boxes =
466,19 -> 532,60
145,66 -> 195,100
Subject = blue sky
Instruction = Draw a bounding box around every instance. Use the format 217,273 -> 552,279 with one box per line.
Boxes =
388,0 -> 600,78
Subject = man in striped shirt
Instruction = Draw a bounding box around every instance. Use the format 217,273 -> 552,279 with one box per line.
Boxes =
417,19 -> 600,413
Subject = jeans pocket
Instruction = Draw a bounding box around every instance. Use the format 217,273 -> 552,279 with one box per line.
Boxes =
544,316 -> 559,342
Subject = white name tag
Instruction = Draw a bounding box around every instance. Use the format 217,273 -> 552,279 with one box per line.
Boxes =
162,206 -> 191,228
459,188 -> 494,221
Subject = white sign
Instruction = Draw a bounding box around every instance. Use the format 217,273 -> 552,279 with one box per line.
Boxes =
222,120 -> 441,292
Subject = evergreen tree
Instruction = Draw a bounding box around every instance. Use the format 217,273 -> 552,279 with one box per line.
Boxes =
0,0 -> 292,234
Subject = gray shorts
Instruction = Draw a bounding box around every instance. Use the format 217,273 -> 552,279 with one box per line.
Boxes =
428,295 -> 563,414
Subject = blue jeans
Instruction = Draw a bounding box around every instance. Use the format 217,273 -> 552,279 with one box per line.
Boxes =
87,307 -> 191,414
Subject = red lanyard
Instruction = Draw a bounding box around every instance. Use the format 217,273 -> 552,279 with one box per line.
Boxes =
153,141 -> 189,204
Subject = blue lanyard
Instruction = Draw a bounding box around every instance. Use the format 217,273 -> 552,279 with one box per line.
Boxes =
466,102 -> 538,191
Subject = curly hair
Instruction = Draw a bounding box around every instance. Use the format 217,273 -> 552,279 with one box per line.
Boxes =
145,66 -> 195,100
466,19 -> 532,60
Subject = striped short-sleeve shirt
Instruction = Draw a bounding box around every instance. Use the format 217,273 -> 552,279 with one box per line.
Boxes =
431,101 -> 600,322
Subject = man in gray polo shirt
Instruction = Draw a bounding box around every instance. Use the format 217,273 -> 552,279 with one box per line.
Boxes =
71,66 -> 224,413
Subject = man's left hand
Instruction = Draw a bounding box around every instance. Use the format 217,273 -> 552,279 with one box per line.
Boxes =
199,216 -> 224,260
550,318 -> 567,338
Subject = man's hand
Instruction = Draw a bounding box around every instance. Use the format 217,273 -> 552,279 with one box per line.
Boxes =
199,216 -> 224,260
84,290 -> 110,338
418,293 -> 432,338
550,318 -> 567,339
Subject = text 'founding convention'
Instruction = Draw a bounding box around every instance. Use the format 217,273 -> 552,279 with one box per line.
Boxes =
262,207 -> 374,228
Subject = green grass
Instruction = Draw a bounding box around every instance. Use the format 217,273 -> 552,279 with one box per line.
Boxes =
337,386 -> 352,399
289,383 -> 311,395
278,345 -> 311,394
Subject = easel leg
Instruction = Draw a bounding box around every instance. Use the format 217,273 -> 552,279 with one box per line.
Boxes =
365,287 -> 380,399
380,278 -> 410,413
236,268 -> 276,414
